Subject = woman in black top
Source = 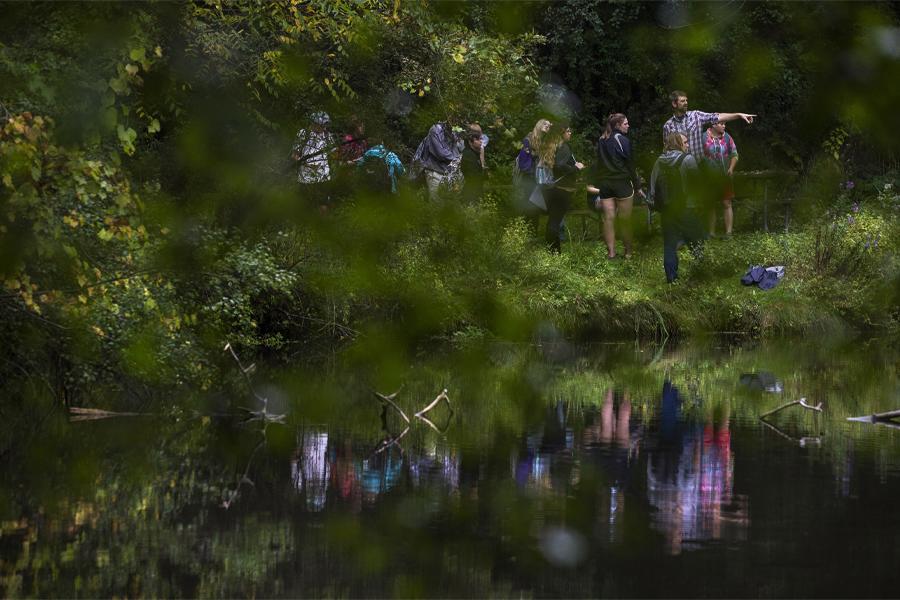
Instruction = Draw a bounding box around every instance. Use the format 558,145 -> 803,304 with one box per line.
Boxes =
589,113 -> 643,259
460,125 -> 485,203
540,124 -> 584,253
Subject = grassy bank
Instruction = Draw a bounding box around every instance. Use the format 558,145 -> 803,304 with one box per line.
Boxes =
294,182 -> 899,352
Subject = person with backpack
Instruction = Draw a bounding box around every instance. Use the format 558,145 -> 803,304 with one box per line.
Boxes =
292,111 -> 336,214
514,119 -> 552,228
356,142 -> 405,194
649,132 -> 705,283
410,121 -> 462,201
590,113 -> 644,259
540,123 -> 584,253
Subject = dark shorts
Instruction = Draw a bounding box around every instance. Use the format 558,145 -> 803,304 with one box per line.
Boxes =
594,180 -> 634,200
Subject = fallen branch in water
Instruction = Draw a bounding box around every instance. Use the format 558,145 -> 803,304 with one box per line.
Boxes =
224,342 -> 288,423
68,407 -> 149,421
221,439 -> 265,510
373,426 -> 410,456
415,388 -> 451,418
760,418 -> 822,447
374,389 -> 410,423
847,408 -> 900,426
759,397 -> 823,420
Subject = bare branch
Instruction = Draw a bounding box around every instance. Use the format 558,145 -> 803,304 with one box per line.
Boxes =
373,426 -> 409,456
374,389 -> 409,423
68,407 -> 149,421
415,388 -> 450,418
759,397 -> 823,420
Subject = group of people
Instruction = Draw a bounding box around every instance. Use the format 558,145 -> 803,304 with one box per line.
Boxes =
515,90 -> 753,281
292,90 -> 754,282
291,112 -> 406,214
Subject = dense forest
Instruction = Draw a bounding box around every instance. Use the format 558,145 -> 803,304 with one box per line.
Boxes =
1,1 -> 898,397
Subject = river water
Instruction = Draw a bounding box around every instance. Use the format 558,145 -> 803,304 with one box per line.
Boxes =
2,337 -> 899,597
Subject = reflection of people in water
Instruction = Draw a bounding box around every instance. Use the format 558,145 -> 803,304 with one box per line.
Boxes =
582,388 -> 637,545
515,401 -> 577,493
291,430 -> 330,512
409,442 -> 460,493
646,380 -> 746,555
361,448 -> 403,504
329,439 -> 362,513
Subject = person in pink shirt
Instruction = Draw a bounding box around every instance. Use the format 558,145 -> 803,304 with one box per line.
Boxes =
702,122 -> 739,236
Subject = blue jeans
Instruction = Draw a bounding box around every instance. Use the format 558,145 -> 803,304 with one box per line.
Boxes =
661,208 -> 705,282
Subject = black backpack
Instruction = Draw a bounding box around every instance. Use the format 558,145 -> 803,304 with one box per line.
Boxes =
653,153 -> 688,211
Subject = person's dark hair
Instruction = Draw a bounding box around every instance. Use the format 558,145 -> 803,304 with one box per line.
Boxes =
669,90 -> 687,104
600,113 -> 627,140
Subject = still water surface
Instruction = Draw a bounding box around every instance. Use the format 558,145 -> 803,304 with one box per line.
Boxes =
2,338 -> 899,597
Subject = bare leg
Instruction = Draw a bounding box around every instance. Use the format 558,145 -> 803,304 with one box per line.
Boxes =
616,394 -> 631,447
707,207 -> 717,237
600,197 -> 617,257
723,197 -> 733,235
617,195 -> 634,257
600,388 -> 615,443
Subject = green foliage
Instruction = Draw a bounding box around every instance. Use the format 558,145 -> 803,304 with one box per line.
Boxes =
0,1 -> 898,397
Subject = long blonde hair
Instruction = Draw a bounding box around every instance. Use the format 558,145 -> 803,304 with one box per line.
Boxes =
526,119 -> 551,144
537,123 -> 567,166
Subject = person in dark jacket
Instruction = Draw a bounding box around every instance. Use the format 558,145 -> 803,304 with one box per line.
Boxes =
540,124 -> 584,253
649,132 -> 705,283
589,113 -> 644,259
411,122 -> 461,201
460,124 -> 486,203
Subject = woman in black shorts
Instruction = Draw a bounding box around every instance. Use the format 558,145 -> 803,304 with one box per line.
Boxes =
588,113 -> 644,259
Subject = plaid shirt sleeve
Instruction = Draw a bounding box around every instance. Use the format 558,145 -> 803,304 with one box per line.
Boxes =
662,119 -> 672,147
693,111 -> 720,129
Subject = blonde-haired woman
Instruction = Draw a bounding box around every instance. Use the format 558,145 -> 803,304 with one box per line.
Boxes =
539,123 -> 584,253
517,118 -> 552,176
515,119 -> 552,229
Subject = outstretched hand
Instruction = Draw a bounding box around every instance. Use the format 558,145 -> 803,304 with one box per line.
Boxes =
741,113 -> 756,124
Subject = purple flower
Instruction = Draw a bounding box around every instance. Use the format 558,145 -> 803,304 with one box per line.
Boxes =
851,202 -> 860,213
847,215 -> 855,225
844,180 -> 855,190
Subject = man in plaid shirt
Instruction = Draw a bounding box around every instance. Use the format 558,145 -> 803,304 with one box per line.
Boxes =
662,90 -> 755,157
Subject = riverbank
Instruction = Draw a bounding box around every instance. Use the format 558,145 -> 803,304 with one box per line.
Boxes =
305,189 -> 898,352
